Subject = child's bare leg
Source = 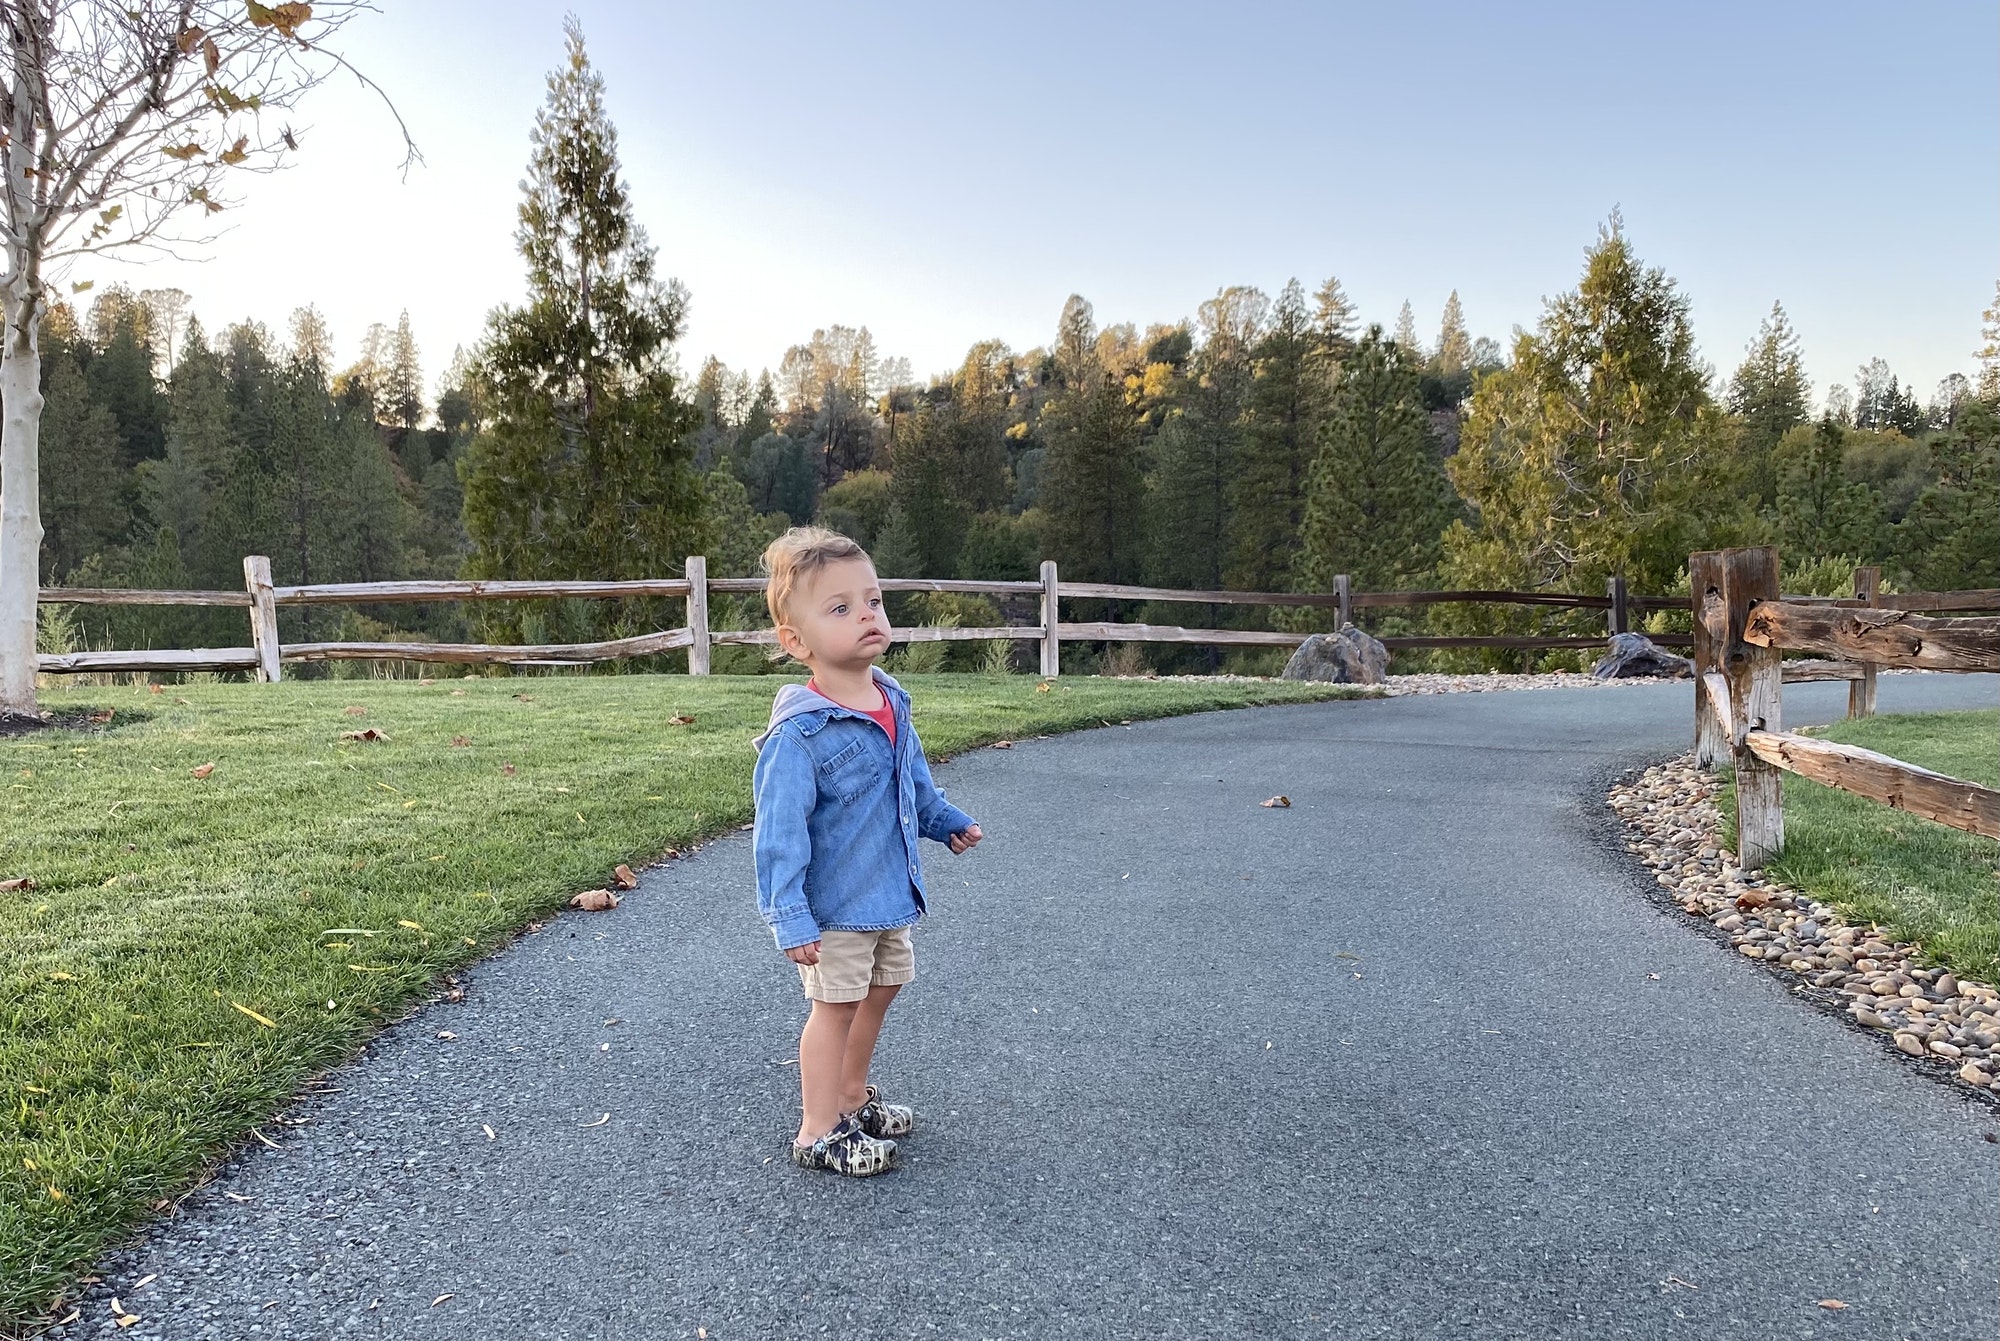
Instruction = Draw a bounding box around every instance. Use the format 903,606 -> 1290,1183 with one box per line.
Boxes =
796,998 -> 860,1145
837,982 -> 901,1113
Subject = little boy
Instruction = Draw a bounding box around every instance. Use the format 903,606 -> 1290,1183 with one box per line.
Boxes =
750,527 -> 983,1176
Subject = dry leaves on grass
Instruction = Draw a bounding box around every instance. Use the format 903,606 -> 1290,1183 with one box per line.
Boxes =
343,705 -> 368,717
612,864 -> 638,890
451,735 -> 472,747
500,763 -> 517,776
666,714 -> 696,726
190,762 -> 215,779
569,888 -> 620,912
1260,795 -> 1291,808
339,728 -> 389,743
87,708 -> 114,724
0,877 -> 34,892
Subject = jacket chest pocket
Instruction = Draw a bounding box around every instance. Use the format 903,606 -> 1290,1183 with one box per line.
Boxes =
817,739 -> 876,805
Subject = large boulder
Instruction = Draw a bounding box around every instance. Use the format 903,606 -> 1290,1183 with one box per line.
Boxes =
1590,632 -> 1692,680
1282,624 -> 1389,685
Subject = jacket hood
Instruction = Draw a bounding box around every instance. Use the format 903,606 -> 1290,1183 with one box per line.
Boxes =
751,667 -> 905,751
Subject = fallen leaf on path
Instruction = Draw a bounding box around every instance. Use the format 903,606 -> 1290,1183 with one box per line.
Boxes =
569,888 -> 620,911
1260,795 -> 1291,808
667,714 -> 695,726
132,1274 -> 157,1290
1663,1275 -> 1698,1290
1818,1300 -> 1848,1311
0,877 -> 33,892
481,1124 -> 497,1141
992,740 -> 1013,749
431,1294 -> 454,1307
229,1002 -> 277,1029
190,762 -> 215,779
436,1031 -> 457,1041
338,728 -> 388,743
612,864 -> 638,890
1735,889 -> 1772,910
581,1113 -> 611,1128
250,1129 -> 280,1150
222,1192 -> 253,1203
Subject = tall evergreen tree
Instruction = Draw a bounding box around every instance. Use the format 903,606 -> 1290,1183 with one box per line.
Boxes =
84,287 -> 168,466
37,352 -> 126,581
1299,328 -> 1454,595
1726,301 -> 1810,509
1443,218 -> 1743,599
1225,280 -> 1326,592
1978,280 -> 2000,404
1433,291 -> 1471,376
137,321 -> 234,572
382,310 -> 425,430
1390,300 -> 1424,363
462,18 -> 706,599
1898,399 -> 1999,590
1312,276 -> 1358,360
1042,296 -> 1145,583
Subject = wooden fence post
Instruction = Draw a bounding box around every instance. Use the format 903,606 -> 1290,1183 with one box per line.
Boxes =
1848,565 -> 1880,719
1334,574 -> 1352,628
242,555 -> 281,683
1690,551 -> 1725,771
1039,560 -> 1061,678
685,555 -> 710,676
1607,575 -> 1628,635
1723,546 -> 1783,868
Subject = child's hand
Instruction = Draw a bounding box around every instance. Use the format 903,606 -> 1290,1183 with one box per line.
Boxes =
948,823 -> 983,855
785,941 -> 821,966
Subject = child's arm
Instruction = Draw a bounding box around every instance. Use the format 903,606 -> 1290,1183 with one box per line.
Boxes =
909,736 -> 979,849
751,729 -> 823,951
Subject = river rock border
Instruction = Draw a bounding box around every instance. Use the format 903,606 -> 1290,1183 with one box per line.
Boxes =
1609,755 -> 2000,1102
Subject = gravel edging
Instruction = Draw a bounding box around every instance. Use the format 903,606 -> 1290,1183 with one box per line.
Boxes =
1608,755 -> 2000,1106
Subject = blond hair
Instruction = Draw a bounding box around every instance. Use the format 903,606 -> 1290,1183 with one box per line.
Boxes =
761,526 -> 871,625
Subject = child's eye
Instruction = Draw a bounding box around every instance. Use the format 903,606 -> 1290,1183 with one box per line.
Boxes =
868,598 -> 882,609
831,604 -> 847,616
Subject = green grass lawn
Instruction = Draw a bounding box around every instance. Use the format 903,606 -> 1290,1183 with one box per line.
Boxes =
1732,708 -> 1999,982
0,672 -> 1362,1326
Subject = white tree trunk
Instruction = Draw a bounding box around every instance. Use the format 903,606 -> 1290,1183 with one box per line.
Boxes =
0,284 -> 44,716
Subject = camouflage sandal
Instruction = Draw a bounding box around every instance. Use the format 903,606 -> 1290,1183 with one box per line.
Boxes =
851,1084 -> 915,1139
790,1113 -> 896,1177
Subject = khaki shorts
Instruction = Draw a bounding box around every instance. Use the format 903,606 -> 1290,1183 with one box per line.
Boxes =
798,926 -> 915,1003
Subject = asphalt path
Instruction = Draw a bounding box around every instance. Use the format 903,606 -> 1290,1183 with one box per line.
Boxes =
56,675 -> 2000,1341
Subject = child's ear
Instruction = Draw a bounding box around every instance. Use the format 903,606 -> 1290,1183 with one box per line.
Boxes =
774,622 -> 811,663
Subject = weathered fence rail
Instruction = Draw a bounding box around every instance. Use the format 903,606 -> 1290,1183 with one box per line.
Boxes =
1690,546 -> 2000,869
39,550 -> 1996,685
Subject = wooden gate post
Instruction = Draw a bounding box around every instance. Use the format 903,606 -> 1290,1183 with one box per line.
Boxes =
1039,560 -> 1061,678
685,555 -> 711,676
242,555 -> 281,683
1607,574 -> 1629,635
1848,565 -> 1880,719
1723,546 -> 1784,868
1334,574 -> 1352,629
1690,551 -> 1726,771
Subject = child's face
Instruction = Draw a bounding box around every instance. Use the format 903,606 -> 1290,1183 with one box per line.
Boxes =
777,557 -> 892,670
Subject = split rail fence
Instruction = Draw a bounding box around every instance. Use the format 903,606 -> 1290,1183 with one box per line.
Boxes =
1690,546 -> 2000,870
38,555 -> 1696,681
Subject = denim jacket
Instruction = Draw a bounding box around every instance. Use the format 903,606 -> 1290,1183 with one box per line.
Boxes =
750,668 -> 978,950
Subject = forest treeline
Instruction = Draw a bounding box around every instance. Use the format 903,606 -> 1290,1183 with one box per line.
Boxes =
36,23 -> 2000,674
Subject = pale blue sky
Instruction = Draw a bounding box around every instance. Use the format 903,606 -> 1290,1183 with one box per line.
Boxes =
78,1 -> 1998,408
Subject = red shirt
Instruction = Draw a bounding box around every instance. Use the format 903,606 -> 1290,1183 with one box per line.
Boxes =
808,680 -> 896,746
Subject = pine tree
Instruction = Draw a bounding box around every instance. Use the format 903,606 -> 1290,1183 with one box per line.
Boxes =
137,321 -> 234,570
84,287 -> 167,466
1312,276 -> 1358,360
463,18 -> 706,600
1442,218 -> 1742,601
1898,400 -> 1999,590
1774,416 -> 1881,562
1299,328 -> 1454,595
1390,301 -> 1424,364
289,307 -> 336,378
1144,298 -> 1256,589
382,310 -> 425,430
1726,301 -> 1811,508
1975,280 -> 2000,404
1042,295 -> 1145,583
1225,280 -> 1326,592
37,352 -> 126,581
1433,291 -> 1471,376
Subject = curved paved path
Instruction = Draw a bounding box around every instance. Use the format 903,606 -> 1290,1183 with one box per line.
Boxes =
58,676 -> 2000,1341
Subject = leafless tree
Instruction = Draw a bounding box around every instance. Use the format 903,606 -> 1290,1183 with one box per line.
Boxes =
0,0 -> 414,715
